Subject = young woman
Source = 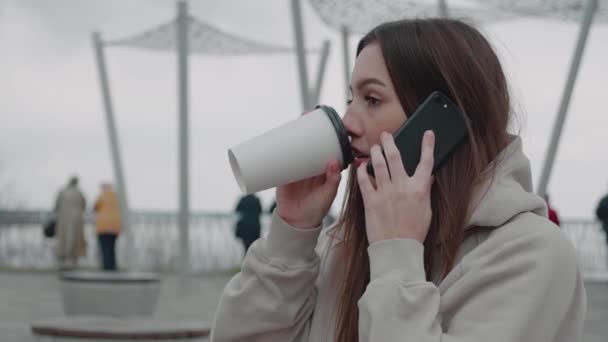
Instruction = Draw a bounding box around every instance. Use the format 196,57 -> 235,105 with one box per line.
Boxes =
211,18 -> 586,342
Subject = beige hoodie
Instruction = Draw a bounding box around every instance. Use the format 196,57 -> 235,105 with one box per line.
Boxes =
211,137 -> 586,341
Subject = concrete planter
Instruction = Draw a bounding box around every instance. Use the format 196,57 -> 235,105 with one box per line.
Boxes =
31,316 -> 210,341
60,271 -> 161,317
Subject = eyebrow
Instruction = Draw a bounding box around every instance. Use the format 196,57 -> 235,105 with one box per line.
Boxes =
349,78 -> 387,92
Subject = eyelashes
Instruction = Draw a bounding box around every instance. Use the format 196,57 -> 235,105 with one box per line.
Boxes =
346,96 -> 381,106
365,95 -> 380,106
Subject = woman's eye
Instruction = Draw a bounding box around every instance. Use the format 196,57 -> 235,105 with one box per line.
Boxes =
365,96 -> 380,106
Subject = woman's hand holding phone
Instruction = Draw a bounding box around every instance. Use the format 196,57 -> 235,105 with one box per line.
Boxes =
358,131 -> 435,244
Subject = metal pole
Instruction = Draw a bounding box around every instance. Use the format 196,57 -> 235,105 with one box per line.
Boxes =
176,0 -> 190,287
537,0 -> 597,198
438,0 -> 449,17
291,0 -> 311,110
341,26 -> 351,105
311,40 -> 330,106
92,32 -> 133,268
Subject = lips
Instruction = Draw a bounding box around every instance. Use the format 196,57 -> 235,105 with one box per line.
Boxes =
351,147 -> 369,168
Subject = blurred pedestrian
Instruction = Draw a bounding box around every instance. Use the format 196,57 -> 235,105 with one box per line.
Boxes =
54,176 -> 87,270
235,193 -> 262,253
596,189 -> 608,245
94,183 -> 121,271
544,194 -> 561,227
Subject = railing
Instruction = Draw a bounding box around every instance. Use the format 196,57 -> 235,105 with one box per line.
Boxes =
559,219 -> 607,276
0,210 -> 270,272
0,210 -> 605,276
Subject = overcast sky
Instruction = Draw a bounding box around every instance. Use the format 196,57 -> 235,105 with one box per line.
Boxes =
0,0 -> 607,218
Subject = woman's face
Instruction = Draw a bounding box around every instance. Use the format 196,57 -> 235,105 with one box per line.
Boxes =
343,43 -> 408,168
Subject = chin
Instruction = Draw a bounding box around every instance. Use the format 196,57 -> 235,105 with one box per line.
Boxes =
353,157 -> 370,168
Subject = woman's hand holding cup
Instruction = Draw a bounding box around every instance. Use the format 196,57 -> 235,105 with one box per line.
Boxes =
229,106 -> 349,228
276,159 -> 342,229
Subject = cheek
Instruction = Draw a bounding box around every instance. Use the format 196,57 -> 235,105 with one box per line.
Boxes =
367,114 -> 405,145
365,125 -> 386,147
386,105 -> 408,132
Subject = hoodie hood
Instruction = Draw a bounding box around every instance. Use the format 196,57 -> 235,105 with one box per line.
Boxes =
467,136 -> 547,229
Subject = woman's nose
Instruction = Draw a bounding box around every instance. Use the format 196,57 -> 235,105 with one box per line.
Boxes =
342,110 -> 362,138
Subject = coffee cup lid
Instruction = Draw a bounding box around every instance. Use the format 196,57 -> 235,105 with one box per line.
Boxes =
316,105 -> 353,170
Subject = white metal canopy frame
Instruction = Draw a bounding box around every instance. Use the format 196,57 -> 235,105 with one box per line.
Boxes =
306,0 -> 511,108
308,0 -> 513,34
480,0 -> 607,22
480,0 -> 607,197
92,1 -> 329,289
307,0 -> 605,198
106,16 -> 313,55
480,0 -> 606,197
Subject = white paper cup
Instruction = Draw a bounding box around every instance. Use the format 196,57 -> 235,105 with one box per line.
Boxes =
228,106 -> 352,194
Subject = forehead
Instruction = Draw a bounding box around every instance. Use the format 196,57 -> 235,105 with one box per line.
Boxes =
351,43 -> 391,85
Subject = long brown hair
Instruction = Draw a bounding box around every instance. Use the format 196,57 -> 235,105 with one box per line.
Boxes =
334,18 -> 511,342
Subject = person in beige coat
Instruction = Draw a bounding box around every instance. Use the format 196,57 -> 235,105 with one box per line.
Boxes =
211,18 -> 586,341
93,183 -> 121,271
54,176 -> 87,269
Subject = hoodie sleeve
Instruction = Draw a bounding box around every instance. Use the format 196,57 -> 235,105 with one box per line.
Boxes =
211,212 -> 322,342
357,224 -> 586,342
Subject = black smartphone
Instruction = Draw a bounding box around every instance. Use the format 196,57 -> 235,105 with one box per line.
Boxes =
367,91 -> 468,177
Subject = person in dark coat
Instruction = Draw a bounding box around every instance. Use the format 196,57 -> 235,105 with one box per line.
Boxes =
596,191 -> 608,244
235,194 -> 263,253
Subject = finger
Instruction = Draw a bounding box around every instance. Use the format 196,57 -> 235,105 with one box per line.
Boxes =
318,161 -> 341,201
370,145 -> 390,188
414,130 -> 435,179
324,160 -> 342,186
357,163 -> 375,199
380,132 -> 408,180
313,160 -> 336,187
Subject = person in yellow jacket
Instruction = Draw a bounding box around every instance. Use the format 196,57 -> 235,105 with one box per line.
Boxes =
93,183 -> 121,271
